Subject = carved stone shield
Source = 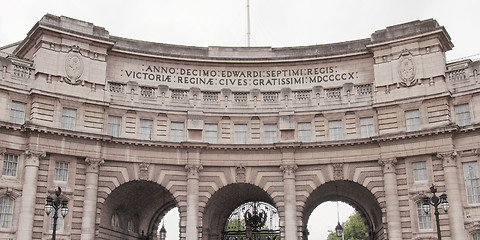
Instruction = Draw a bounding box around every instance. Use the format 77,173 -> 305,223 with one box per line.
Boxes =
398,52 -> 417,87
64,50 -> 84,85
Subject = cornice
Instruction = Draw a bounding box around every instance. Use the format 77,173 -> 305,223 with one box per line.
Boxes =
1,121 -> 477,152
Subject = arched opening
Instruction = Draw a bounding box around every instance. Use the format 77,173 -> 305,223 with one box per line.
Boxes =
99,180 -> 177,240
156,207 -> 179,240
202,183 -> 277,240
223,201 -> 280,239
303,181 -> 383,240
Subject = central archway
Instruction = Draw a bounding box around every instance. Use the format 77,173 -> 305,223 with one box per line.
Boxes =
98,180 -> 177,239
202,183 -> 277,240
303,180 -> 383,240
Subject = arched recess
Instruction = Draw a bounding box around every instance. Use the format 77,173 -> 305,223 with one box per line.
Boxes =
202,183 -> 277,240
302,180 -> 383,240
99,180 -> 177,239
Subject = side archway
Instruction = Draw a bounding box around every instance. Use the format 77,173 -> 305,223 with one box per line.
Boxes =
202,183 -> 277,240
303,180 -> 383,240
98,180 -> 177,239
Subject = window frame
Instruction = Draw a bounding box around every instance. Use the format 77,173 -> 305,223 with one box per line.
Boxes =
107,116 -> 122,137
2,154 -> 19,177
360,117 -> 375,138
0,196 -> 14,229
234,124 -> 248,144
455,103 -> 471,127
412,161 -> 428,183
464,161 -> 480,204
204,124 -> 218,144
329,120 -> 343,141
416,201 -> 433,230
298,122 -> 312,142
170,122 -> 184,142
10,101 -> 26,124
406,109 -> 421,132
264,124 -> 277,144
54,161 -> 69,182
61,108 -> 76,130
139,119 -> 153,140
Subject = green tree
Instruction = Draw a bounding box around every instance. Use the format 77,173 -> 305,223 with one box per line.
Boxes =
225,218 -> 246,231
327,211 -> 366,240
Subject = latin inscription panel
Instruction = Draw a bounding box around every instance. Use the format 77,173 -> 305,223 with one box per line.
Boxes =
107,56 -> 374,91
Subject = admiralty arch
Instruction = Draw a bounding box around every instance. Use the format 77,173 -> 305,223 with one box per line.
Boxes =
0,14 -> 480,240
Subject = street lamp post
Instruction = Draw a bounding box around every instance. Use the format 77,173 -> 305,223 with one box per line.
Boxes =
159,221 -> 167,240
44,187 -> 69,240
422,185 -> 449,240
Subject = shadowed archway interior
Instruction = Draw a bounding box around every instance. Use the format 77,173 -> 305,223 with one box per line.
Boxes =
99,180 -> 177,239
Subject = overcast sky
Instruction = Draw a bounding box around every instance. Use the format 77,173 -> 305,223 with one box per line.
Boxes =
1,1 -> 478,239
1,0 -> 480,61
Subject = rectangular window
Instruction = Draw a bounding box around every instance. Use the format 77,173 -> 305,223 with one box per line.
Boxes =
54,162 -> 69,182
360,117 -> 375,138
329,120 -> 343,140
473,233 -> 480,240
417,201 -> 432,230
234,124 -> 247,144
264,124 -> 277,144
10,101 -> 26,124
61,108 -> 76,130
170,122 -> 184,142
107,116 -> 121,137
406,110 -> 421,132
464,162 -> 480,204
204,124 -> 218,144
412,161 -> 428,182
139,119 -> 153,140
455,104 -> 471,126
2,154 -> 18,177
49,213 -> 64,231
298,123 -> 311,142
0,197 -> 14,228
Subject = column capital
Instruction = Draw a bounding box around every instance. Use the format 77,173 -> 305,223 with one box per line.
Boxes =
186,164 -> 202,179
24,150 -> 46,167
379,158 -> 397,173
281,164 -> 297,179
85,158 -> 104,172
437,151 -> 458,167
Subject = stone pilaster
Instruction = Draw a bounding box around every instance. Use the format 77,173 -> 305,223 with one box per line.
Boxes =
185,164 -> 202,240
81,158 -> 104,240
438,151 -> 468,240
17,150 -> 45,240
379,158 -> 402,240
281,164 -> 298,240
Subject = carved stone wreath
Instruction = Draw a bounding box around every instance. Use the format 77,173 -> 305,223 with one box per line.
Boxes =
64,47 -> 84,85
398,51 -> 418,87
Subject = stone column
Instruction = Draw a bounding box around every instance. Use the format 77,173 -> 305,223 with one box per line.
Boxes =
281,164 -> 298,240
185,164 -> 202,240
81,158 -> 104,240
379,158 -> 402,240
438,151 -> 468,240
17,150 -> 45,240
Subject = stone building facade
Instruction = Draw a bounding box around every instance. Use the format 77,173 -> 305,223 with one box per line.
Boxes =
0,14 -> 480,240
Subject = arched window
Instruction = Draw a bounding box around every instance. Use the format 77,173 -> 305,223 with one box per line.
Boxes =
0,197 -> 14,228
127,219 -> 136,232
111,213 -> 120,228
